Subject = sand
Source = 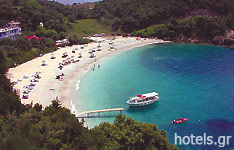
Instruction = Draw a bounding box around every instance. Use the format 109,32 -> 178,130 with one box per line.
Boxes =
7,37 -> 169,112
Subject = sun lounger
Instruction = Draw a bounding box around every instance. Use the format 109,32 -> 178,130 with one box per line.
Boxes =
29,83 -> 36,86
12,81 -> 18,85
31,79 -> 39,82
22,95 -> 29,99
23,75 -> 29,79
23,90 -> 30,94
50,56 -> 56,59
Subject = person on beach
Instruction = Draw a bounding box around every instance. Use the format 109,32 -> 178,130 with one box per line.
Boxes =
98,64 -> 100,68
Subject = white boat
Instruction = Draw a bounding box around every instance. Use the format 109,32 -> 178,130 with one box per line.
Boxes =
126,92 -> 159,106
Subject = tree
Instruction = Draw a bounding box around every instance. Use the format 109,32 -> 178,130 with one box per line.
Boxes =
0,50 -> 8,74
92,115 -> 177,150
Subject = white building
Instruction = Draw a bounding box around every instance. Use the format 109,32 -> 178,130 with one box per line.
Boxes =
0,21 -> 22,40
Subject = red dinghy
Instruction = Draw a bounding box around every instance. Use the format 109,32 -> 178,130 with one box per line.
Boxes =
173,118 -> 188,124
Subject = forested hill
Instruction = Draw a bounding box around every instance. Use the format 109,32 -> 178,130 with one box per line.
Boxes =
94,0 -> 234,42
0,0 -> 91,39
1,0 -> 234,41
0,0 -> 89,30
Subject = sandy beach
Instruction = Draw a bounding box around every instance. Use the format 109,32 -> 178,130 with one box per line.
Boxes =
7,37 -> 169,112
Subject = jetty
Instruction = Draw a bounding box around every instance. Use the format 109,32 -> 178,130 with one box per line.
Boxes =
77,108 -> 124,118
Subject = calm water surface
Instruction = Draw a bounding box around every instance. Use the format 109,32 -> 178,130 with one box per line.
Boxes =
75,43 -> 234,150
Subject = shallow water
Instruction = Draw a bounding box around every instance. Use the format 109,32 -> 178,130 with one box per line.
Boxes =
75,43 -> 234,150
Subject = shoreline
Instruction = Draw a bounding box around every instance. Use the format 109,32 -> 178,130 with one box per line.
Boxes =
173,38 -> 234,50
7,37 -> 169,112
69,40 -> 169,115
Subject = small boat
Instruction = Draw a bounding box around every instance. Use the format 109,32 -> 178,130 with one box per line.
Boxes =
173,118 -> 188,124
126,92 -> 159,106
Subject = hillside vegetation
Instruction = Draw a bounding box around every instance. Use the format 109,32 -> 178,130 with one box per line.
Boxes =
67,19 -> 112,37
94,0 -> 234,41
132,16 -> 226,40
0,0 -> 90,41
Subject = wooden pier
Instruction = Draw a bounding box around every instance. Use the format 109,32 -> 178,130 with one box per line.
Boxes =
77,108 -> 124,118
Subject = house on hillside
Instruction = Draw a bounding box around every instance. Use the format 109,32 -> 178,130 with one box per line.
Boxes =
0,21 -> 22,40
187,9 -> 218,17
56,39 -> 69,46
74,2 -> 95,10
213,30 -> 234,47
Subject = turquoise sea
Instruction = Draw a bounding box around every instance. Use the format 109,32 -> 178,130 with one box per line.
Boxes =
75,43 -> 234,150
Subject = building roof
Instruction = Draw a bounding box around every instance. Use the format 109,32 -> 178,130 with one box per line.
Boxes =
142,92 -> 158,97
0,27 -> 21,33
27,35 -> 39,40
7,21 -> 21,25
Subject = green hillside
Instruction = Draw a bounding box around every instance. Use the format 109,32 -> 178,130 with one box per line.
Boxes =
132,16 -> 226,40
67,19 -> 112,37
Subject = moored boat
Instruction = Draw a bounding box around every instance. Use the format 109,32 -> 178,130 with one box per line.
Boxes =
126,92 -> 159,106
173,118 -> 188,124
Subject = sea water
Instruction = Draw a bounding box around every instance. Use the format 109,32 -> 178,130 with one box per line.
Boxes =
75,43 -> 234,150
